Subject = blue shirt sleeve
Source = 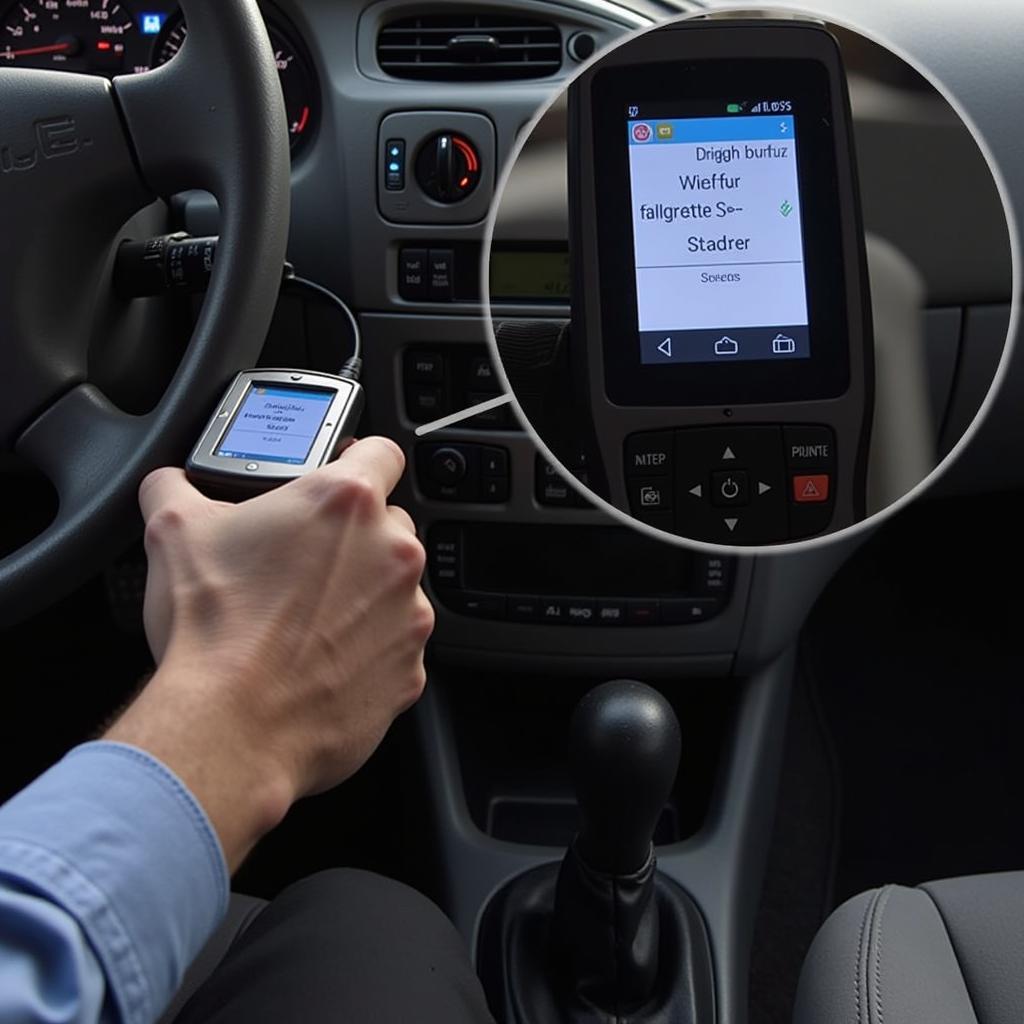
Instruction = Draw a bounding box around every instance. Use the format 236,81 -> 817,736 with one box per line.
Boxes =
0,741 -> 230,1024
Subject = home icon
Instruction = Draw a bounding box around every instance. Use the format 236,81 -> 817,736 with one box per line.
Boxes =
714,336 -> 739,356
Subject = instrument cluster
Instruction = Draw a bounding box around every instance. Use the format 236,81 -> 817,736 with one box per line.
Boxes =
0,1 -> 317,154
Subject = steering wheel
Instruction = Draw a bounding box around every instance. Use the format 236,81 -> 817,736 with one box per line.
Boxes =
0,0 -> 290,626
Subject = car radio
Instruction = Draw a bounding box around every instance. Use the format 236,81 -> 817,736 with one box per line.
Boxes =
426,523 -> 732,626
566,19 -> 873,545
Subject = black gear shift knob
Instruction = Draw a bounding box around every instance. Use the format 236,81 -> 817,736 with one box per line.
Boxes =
570,680 -> 681,875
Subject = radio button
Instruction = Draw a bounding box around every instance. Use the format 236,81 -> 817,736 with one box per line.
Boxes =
536,456 -> 589,508
565,600 -> 596,624
481,476 -> 510,503
482,447 -> 508,477
539,599 -> 567,623
597,600 -> 626,625
398,248 -> 429,301
661,598 -> 719,624
698,555 -> 731,591
451,592 -> 506,619
429,447 -> 467,485
627,599 -> 660,625
407,386 -> 445,423
404,350 -> 444,384
508,596 -> 541,621
427,526 -> 461,588
469,357 -> 499,391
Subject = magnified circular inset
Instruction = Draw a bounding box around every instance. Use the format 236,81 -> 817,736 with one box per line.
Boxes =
484,10 -> 1015,551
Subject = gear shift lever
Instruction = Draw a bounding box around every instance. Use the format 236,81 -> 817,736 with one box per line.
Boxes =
479,681 -> 711,1024
570,679 -> 682,875
548,681 -> 682,1016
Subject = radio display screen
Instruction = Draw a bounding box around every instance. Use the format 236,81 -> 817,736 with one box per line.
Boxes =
627,107 -> 810,365
489,246 -> 571,302
460,524 -> 695,596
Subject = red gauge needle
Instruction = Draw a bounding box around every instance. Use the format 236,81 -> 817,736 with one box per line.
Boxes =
3,41 -> 73,59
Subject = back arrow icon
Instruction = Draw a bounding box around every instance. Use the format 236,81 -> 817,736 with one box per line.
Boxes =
657,337 -> 672,357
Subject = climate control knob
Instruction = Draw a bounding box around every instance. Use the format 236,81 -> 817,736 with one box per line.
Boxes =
415,132 -> 481,203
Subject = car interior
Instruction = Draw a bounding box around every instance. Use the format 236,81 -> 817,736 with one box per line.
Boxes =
0,1 -> 1020,1023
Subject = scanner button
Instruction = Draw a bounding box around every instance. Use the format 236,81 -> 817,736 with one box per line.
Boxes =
245,463 -> 259,472
711,470 -> 749,507
792,474 -> 830,503
630,478 -> 672,513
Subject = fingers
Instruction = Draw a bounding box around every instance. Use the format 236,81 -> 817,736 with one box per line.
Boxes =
386,504 -> 417,536
320,436 -> 406,501
138,467 -> 205,523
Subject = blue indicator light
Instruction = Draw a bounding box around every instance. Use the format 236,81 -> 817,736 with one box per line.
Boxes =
140,13 -> 164,35
389,162 -> 400,172
389,147 -> 400,156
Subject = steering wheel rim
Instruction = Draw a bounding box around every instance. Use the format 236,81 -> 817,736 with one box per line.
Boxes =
0,0 -> 290,626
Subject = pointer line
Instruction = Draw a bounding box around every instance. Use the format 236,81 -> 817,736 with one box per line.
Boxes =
414,394 -> 512,436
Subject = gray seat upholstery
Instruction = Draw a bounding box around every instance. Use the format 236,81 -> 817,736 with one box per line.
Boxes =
157,892 -> 267,1024
794,872 -> 1024,1024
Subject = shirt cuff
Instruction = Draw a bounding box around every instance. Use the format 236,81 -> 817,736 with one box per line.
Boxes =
0,741 -> 229,1024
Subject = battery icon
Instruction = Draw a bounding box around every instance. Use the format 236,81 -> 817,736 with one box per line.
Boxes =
726,102 -> 743,113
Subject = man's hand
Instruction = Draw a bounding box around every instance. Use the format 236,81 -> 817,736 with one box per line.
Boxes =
106,438 -> 433,869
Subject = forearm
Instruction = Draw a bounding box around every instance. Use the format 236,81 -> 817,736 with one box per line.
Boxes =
105,659 -> 295,873
0,742 -> 229,1024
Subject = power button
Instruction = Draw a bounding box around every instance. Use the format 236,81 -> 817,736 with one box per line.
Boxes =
711,470 -> 749,507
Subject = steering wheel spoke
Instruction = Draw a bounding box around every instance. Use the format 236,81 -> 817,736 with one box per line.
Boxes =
113,0 -> 288,203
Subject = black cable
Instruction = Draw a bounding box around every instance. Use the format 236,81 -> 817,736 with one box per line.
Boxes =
283,273 -> 362,380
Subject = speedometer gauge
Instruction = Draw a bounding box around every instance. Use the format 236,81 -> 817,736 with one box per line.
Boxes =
1,0 -> 137,73
154,14 -> 316,153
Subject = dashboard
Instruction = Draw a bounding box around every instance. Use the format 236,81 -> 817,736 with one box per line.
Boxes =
0,0 -> 318,152
3,0 -> 1018,677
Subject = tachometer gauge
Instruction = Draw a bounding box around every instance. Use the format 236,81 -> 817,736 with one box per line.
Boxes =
1,0 -> 137,73
154,14 -> 316,153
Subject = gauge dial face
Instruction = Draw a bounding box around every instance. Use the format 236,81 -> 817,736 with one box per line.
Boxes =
1,0 -> 137,73
155,15 -> 315,150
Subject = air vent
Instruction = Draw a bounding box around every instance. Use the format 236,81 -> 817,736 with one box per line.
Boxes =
377,12 -> 562,81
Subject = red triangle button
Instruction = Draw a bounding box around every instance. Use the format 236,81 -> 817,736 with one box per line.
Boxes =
792,474 -> 830,503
